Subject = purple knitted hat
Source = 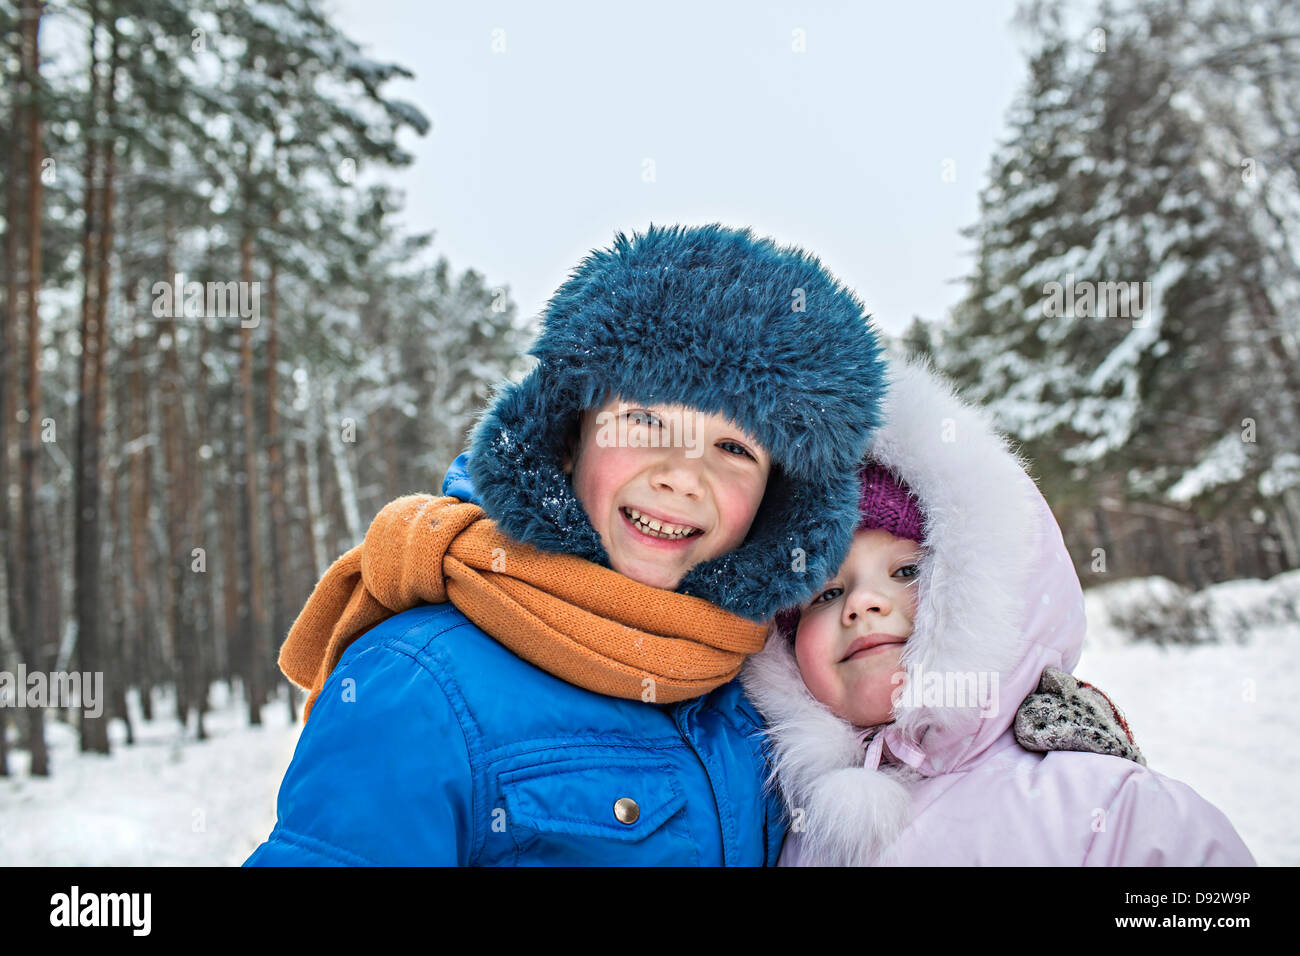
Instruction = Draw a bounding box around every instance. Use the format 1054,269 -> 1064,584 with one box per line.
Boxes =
856,461 -> 924,543
774,460 -> 925,640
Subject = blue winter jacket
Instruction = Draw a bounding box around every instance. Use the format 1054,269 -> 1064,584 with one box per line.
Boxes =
243,454 -> 788,866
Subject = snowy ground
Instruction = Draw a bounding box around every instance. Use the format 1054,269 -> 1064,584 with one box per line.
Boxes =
0,682 -> 302,866
1075,571 -> 1300,867
1,572 -> 1296,866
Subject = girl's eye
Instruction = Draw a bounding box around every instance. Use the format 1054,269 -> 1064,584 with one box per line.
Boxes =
894,564 -> 920,580
810,586 -> 843,605
718,440 -> 756,460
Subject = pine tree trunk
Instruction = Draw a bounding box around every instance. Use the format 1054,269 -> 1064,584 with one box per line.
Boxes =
221,455 -> 241,697
191,275 -> 214,740
325,378 -> 362,543
265,218 -> 293,721
126,245 -> 153,732
285,438 -> 321,727
0,676 -> 7,775
1091,506 -> 1116,574
1275,487 -> 1300,570
238,226 -> 266,724
74,4 -> 111,754
0,7 -> 25,779
18,0 -> 49,777
158,219 -> 197,734
303,411 -> 328,578
105,428 -> 133,743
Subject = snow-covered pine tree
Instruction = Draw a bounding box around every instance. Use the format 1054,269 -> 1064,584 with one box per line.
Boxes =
934,0 -> 1300,586
1,0 -> 525,764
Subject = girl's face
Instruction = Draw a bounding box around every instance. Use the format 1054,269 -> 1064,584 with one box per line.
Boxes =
563,396 -> 771,591
794,528 -> 921,728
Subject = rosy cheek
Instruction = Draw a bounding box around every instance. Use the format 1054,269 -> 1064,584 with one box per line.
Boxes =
714,477 -> 762,545
714,501 -> 741,545
581,450 -> 625,504
573,451 -> 622,535
794,622 -> 835,701
904,585 -> 919,623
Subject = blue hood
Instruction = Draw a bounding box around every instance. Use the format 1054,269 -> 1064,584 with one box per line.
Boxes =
442,452 -> 481,507
463,223 -> 888,623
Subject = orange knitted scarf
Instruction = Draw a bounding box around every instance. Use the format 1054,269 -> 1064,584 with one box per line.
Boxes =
280,495 -> 771,721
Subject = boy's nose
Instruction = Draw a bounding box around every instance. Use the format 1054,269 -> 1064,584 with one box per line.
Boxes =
649,455 -> 705,499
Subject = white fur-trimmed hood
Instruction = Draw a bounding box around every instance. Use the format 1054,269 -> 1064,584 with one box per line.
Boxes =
740,358 -> 1087,865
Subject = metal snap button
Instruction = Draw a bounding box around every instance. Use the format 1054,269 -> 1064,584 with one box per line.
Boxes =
613,797 -> 640,825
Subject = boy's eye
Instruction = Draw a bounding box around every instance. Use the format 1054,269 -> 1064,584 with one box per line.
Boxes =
894,564 -> 920,580
810,586 -> 843,605
718,440 -> 756,460
627,410 -> 661,428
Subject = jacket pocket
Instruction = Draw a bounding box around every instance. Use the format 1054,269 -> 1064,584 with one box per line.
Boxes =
498,755 -> 699,865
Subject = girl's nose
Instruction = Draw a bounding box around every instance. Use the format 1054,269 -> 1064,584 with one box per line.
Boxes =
844,587 -> 891,625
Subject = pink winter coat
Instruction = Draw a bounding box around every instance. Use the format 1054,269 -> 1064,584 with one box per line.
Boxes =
740,360 -> 1256,866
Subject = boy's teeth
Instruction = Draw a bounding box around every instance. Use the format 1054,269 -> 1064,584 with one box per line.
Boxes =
625,508 -> 697,539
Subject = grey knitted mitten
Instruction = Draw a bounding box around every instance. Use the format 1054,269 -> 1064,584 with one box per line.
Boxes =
1014,667 -> 1147,766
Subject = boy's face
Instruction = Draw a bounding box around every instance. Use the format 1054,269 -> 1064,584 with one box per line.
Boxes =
563,396 -> 771,591
794,528 -> 921,728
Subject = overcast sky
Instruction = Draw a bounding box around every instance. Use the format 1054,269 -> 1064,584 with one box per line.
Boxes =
328,0 -> 1029,337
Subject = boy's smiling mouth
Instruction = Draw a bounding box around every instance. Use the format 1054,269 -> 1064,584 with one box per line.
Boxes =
620,506 -> 703,542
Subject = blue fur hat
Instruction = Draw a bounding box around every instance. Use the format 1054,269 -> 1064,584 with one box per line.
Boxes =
467,222 -> 887,622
